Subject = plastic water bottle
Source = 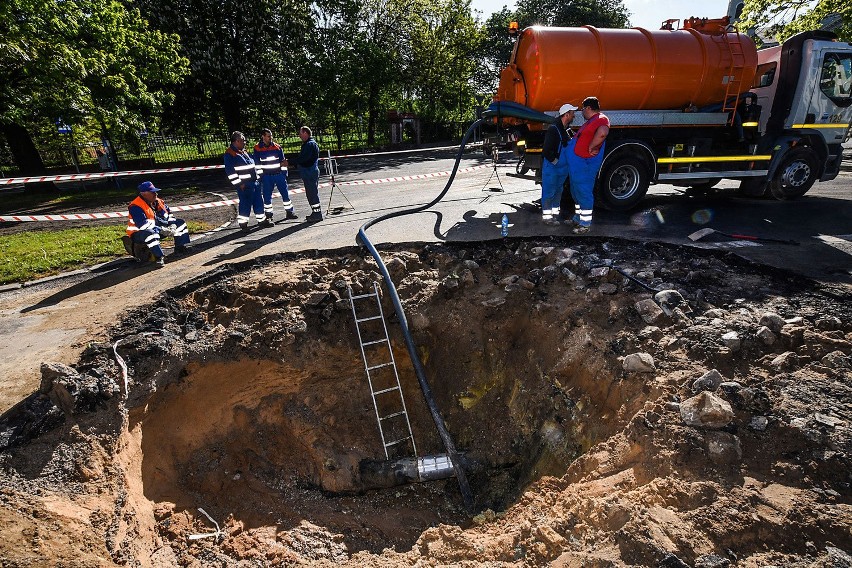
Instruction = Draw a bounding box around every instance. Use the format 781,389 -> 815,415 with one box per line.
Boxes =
501,213 -> 509,237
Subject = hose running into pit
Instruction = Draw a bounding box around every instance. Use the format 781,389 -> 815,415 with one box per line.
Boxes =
356,119 -> 484,511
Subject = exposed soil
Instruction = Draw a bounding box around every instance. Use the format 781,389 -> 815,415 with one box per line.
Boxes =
0,239 -> 850,567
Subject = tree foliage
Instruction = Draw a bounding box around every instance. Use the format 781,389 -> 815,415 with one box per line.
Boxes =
0,0 -> 188,173
739,0 -> 851,43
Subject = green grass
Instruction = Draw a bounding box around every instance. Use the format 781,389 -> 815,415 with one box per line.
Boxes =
0,221 -> 209,284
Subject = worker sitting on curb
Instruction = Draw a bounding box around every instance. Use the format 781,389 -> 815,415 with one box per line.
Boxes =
122,181 -> 191,266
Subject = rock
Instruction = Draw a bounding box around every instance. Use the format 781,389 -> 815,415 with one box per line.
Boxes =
623,352 -> 656,373
184,330 -> 198,342
692,369 -> 724,393
695,553 -> 731,568
463,259 -> 480,270
654,289 -> 689,316
706,431 -> 742,464
769,351 -> 799,371
561,268 -> 577,281
410,312 -> 429,331
665,401 -> 681,412
755,326 -> 776,346
704,308 -> 726,319
386,257 -> 407,277
721,331 -> 741,352
815,316 -> 841,331
39,362 -> 80,394
680,392 -> 734,429
638,326 -> 663,341
460,269 -> 476,287
498,275 -> 519,286
718,381 -> 742,398
813,413 -> 844,429
305,291 -> 330,307
821,350 -> 850,369
759,312 -> 785,333
518,278 -> 536,290
443,277 -> 460,291
585,288 -> 603,303
749,416 -> 768,431
588,266 -> 609,279
780,324 -> 805,349
599,283 -> 618,295
634,299 -> 664,324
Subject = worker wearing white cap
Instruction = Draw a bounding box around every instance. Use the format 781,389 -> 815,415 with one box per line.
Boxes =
540,102 -> 576,225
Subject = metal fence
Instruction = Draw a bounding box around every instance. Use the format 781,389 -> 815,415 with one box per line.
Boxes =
0,121 -> 471,176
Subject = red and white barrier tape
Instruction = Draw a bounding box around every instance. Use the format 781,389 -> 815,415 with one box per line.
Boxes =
0,164 -> 490,222
0,144 -> 467,186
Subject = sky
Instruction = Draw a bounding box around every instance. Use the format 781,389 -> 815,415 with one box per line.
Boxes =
469,0 -> 733,30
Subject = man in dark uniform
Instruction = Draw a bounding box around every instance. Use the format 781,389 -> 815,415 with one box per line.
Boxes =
295,126 -> 322,222
541,103 -> 576,226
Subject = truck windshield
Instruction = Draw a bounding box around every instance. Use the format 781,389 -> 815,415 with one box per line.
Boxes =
819,53 -> 852,106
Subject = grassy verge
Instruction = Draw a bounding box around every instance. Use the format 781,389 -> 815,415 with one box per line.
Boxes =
0,221 -> 210,285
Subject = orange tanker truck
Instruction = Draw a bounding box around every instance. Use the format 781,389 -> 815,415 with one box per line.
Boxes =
484,15 -> 852,210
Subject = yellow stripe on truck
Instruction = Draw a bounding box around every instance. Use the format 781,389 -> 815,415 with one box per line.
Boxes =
657,155 -> 772,164
791,123 -> 850,129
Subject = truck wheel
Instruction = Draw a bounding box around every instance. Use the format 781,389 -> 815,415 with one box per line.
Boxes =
596,156 -> 649,211
769,147 -> 818,200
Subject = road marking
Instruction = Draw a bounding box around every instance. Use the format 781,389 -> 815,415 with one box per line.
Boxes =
815,234 -> 852,256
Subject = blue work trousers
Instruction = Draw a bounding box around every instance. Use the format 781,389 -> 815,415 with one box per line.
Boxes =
261,172 -> 292,213
567,140 -> 606,227
300,165 -> 321,213
541,142 -> 571,217
237,181 -> 264,225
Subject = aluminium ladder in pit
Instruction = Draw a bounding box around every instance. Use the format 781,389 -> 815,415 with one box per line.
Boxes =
348,282 -> 418,459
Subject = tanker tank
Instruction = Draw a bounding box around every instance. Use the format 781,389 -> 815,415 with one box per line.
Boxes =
496,18 -> 758,113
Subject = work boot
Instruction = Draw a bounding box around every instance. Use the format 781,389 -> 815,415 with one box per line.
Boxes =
121,235 -> 133,255
305,211 -> 323,223
260,217 -> 275,228
239,221 -> 249,232
542,217 -> 560,226
572,225 -> 591,234
285,209 -> 298,220
152,256 -> 165,267
175,244 -> 193,254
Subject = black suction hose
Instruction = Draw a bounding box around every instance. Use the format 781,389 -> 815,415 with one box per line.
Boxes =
356,119 -> 484,511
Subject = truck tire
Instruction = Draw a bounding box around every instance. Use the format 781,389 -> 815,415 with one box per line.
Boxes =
769,147 -> 818,200
596,156 -> 649,211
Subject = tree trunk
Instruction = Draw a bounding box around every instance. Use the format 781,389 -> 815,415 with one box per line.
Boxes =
367,84 -> 379,146
1,122 -> 46,175
222,96 -> 242,137
1,122 -> 57,191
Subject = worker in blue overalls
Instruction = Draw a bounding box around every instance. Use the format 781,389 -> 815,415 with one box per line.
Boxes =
224,131 -> 265,231
254,128 -> 298,224
540,103 -> 577,226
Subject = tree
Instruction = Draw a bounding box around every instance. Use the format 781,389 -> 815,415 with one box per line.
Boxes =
136,0 -> 314,135
0,0 -> 188,175
406,0 -> 483,129
739,0 -> 851,43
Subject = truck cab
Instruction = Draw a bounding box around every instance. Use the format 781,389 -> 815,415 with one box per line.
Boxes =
751,32 -> 852,197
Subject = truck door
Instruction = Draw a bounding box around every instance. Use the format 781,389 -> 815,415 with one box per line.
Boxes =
795,43 -> 852,144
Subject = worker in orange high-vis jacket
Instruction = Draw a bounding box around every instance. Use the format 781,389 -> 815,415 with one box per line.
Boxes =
123,181 -> 191,266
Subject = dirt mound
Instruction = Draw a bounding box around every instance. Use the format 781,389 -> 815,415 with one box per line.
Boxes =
0,239 -> 850,566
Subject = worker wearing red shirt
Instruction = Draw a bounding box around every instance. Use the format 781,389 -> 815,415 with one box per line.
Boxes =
567,97 -> 610,234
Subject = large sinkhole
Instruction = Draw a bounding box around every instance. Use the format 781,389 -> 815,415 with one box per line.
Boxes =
111,239 -> 769,558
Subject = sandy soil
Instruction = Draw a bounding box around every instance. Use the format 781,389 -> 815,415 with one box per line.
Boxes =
0,237 -> 849,566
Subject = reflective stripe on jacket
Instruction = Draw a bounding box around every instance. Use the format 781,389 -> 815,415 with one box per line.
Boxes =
253,142 -> 287,176
224,146 -> 259,187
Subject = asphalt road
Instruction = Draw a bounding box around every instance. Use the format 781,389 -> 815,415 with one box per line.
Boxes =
174,146 -> 852,285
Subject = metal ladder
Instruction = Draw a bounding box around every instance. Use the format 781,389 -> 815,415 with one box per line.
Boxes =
348,282 -> 418,459
722,32 -> 747,115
